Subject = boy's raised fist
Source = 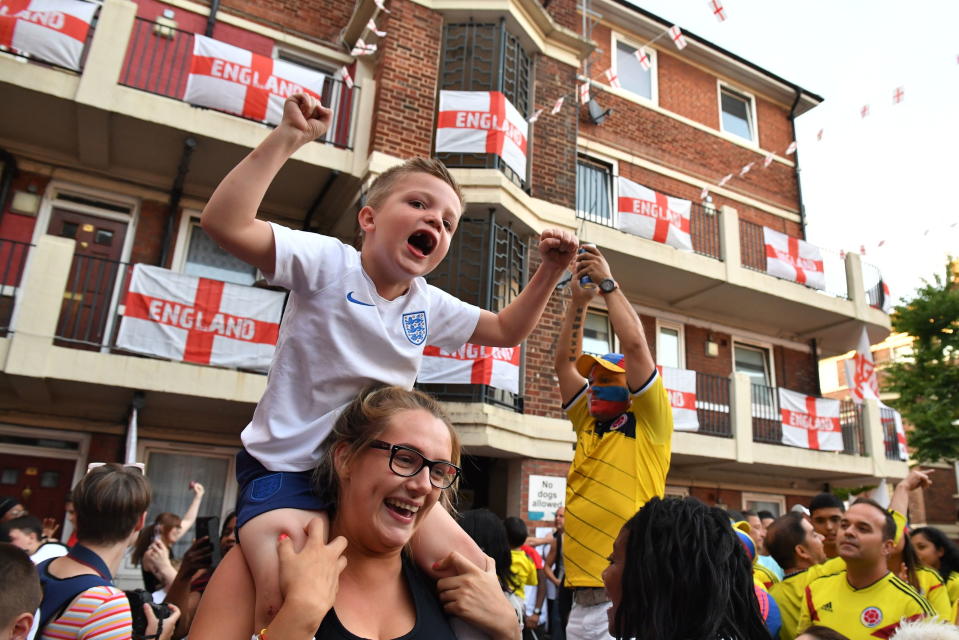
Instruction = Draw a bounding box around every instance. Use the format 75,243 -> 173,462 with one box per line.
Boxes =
283,92 -> 333,142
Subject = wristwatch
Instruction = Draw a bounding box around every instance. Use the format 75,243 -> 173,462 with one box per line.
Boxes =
533,608 -> 542,615
598,278 -> 618,294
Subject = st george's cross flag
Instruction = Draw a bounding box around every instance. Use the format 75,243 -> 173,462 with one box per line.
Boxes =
418,344 -> 521,394
117,265 -> 285,371
844,326 -> 879,404
616,177 -> 693,251
435,90 -> 528,178
763,226 -> 826,290
779,388 -> 843,451
879,401 -> 909,461
184,35 -> 327,126
0,0 -> 98,70
658,366 -> 699,432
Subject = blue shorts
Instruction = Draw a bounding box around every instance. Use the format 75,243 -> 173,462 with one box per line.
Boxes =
235,449 -> 331,530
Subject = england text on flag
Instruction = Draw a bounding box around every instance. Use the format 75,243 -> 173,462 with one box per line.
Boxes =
0,0 -> 98,71
616,177 -> 693,252
779,388 -> 843,451
184,35 -> 327,126
435,90 -> 529,178
419,344 -> 521,394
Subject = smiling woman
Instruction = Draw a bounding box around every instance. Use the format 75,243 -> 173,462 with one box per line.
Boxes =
192,384 -> 519,640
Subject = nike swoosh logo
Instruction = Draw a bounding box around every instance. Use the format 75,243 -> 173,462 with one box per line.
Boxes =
346,291 -> 374,306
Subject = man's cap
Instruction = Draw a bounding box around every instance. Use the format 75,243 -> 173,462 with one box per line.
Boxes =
0,496 -> 17,519
575,352 -> 626,379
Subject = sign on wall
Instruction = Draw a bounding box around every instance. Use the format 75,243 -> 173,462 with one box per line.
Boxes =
527,474 -> 566,521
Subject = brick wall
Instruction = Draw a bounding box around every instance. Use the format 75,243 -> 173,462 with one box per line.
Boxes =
544,0 -> 579,33
217,0 -> 353,47
775,345 -> 818,395
86,432 -> 125,463
530,55 -> 579,209
684,324 -> 732,377
0,170 -> 47,243
921,469 -> 958,527
523,252 -> 569,420
131,200 -> 169,266
368,0 -> 442,158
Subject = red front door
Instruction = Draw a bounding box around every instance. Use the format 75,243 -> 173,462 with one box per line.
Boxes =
49,208 -> 129,348
0,453 -> 77,524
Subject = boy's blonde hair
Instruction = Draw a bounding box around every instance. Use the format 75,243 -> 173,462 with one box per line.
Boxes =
366,157 -> 465,214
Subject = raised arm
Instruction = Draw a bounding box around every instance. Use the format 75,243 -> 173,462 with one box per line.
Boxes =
890,468 -> 933,518
574,245 -> 654,391
470,228 -> 577,347
553,276 -> 597,405
200,94 -> 332,275
173,482 -> 205,542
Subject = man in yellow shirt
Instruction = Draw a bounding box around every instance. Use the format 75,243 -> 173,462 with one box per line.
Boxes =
766,511 -> 832,639
553,245 -> 672,640
797,498 -> 935,638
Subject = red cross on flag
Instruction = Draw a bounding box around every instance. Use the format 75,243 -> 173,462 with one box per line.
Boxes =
184,35 -> 327,126
879,401 -> 908,461
550,96 -> 565,114
844,326 -> 879,403
579,82 -> 590,104
668,25 -> 687,50
616,177 -> 693,251
0,0 -> 98,71
779,388 -> 843,451
418,344 -> 521,394
635,47 -> 651,71
604,68 -> 621,89
658,366 -> 699,432
893,86 -> 904,103
117,265 -> 284,371
881,280 -> 894,313
340,66 -> 353,89
435,90 -> 529,178
762,226 -> 826,290
707,0 -> 727,22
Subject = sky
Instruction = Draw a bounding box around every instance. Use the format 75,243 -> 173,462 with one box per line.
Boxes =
624,0 -> 959,304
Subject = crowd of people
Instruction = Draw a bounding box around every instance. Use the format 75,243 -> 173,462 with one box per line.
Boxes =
3,93 -> 959,640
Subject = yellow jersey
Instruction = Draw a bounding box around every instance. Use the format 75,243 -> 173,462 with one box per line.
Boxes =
797,570 -> 935,638
946,571 -> 959,604
915,566 -> 951,620
770,557 -> 846,640
563,372 -> 672,587
754,563 -> 779,591
509,548 -> 538,601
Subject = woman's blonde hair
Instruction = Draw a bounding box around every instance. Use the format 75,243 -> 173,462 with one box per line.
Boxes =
315,384 -> 460,511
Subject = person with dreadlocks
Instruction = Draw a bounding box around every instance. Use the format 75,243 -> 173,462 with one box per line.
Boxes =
553,245 -> 672,640
601,497 -> 770,640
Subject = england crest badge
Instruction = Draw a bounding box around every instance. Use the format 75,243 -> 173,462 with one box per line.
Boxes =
402,311 -> 428,345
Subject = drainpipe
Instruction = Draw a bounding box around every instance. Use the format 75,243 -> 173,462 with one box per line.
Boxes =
205,0 -> 220,37
788,87 -> 807,240
303,170 -> 340,232
0,148 -> 18,224
158,137 -> 197,268
809,338 -> 822,395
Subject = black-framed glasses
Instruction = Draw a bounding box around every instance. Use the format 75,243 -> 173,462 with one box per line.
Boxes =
369,440 -> 461,489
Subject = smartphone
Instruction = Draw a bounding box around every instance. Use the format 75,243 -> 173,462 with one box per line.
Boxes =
195,516 -> 221,568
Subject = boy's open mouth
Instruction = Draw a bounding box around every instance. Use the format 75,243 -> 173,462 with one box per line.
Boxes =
407,231 -> 436,256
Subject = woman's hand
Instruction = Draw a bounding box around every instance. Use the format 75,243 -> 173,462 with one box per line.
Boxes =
145,540 -> 177,588
189,481 -> 205,498
436,552 -> 521,640
143,602 -> 180,640
42,517 -> 60,541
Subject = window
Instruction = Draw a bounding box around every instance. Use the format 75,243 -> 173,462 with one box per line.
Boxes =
720,85 -> 755,142
576,156 -> 613,224
614,40 -> 653,100
182,220 -> 257,286
742,492 -> 786,517
734,343 -> 772,387
583,310 -> 613,356
656,321 -> 684,369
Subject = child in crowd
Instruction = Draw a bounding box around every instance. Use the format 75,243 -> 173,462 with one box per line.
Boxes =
201,92 -> 577,629
0,543 -> 41,640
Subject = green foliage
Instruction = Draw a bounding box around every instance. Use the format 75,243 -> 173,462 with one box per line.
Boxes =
832,485 -> 876,501
885,260 -> 959,463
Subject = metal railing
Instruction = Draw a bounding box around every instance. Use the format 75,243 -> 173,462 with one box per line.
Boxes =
695,372 -> 731,437
56,256 -> 132,349
750,382 -> 782,444
690,202 -> 723,260
879,404 -> 904,461
0,239 -> 33,335
0,6 -> 97,74
839,399 -> 867,456
862,261 -> 888,310
119,18 -> 358,149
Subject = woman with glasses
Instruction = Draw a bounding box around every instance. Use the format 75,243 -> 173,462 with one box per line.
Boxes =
193,384 -> 519,640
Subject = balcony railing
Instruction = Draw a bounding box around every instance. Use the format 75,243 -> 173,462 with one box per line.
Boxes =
862,261 -> 889,310
879,404 -> 904,461
0,239 -> 33,335
690,203 -> 723,260
695,372 -> 731,437
56,255 -> 131,350
119,17 -> 358,149
840,399 -> 866,456
751,382 -> 782,444
739,220 -> 851,300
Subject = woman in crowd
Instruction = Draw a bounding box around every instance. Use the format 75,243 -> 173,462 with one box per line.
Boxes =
601,496 -> 769,640
131,483 -> 205,594
912,526 -> 959,605
192,384 -> 519,640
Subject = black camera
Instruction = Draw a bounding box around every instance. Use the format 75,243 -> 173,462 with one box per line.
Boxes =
126,588 -> 173,640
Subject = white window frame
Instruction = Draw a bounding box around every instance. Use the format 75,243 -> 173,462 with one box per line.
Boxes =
576,151 -> 618,223
582,307 -> 617,357
273,45 -> 345,145
655,318 -> 685,369
742,492 -> 786,517
732,339 -> 776,388
664,485 -> 689,498
717,81 -> 759,146
609,32 -> 658,106
171,209 -> 259,285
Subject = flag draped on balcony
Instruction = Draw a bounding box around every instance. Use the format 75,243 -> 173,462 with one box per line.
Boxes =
844,326 -> 879,403
0,0 -> 98,71
879,402 -> 909,461
117,265 -> 285,371
616,177 -> 693,251
762,227 -> 826,290
779,388 -> 843,451
184,35 -> 327,126
435,90 -> 529,178
418,344 -> 521,394
659,366 -> 699,432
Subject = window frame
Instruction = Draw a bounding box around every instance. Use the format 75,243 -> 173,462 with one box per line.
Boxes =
582,307 -> 617,357
575,152 -> 618,225
655,318 -> 685,369
741,492 -> 786,517
609,32 -> 658,105
171,209 -> 259,286
717,81 -> 759,145
732,339 -> 776,388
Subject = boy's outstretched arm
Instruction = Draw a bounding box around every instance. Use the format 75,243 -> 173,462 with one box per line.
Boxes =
470,228 -> 577,347
201,93 -> 332,275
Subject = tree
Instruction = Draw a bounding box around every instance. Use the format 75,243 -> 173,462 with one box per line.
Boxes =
885,260 -> 959,463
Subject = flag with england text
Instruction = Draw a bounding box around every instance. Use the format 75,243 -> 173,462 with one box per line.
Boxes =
184,35 -> 327,126
117,264 -> 284,371
763,226 -> 825,290
418,344 -> 521,394
0,0 -> 98,71
658,366 -> 698,432
779,388 -> 842,451
435,90 -> 528,178
616,177 -> 693,251
843,326 -> 879,404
